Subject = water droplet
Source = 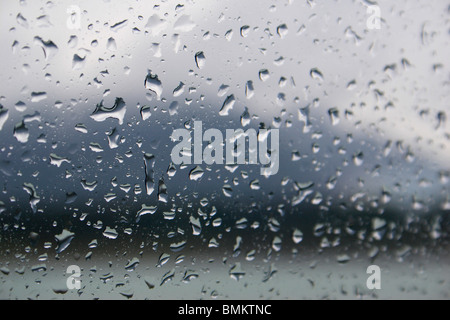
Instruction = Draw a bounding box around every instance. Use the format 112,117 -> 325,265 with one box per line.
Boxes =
49,153 -> 70,167
259,69 -> 270,81
220,184 -> 233,198
292,229 -> 303,244
144,277 -> 156,289
250,179 -> 260,190
240,25 -> 250,37
337,254 -> 351,264
218,84 -> 230,97
157,253 -> 170,267
145,14 -> 166,34
240,107 -> 251,127
74,123 -> 88,133
310,68 -> 323,81
353,151 -> 364,166
31,92 -> 47,103
103,227 -> 118,240
158,179 -> 168,203
173,82 -> 185,97
170,240 -> 186,252
140,105 -> 151,121
110,19 -> 128,32
145,72 -> 163,100
107,128 -> 120,149
23,183 -> 40,213
34,37 -> 58,60
125,257 -> 139,271
174,15 -> 195,32
229,263 -> 245,281
195,51 -> 206,69
189,166 -> 204,181
16,13 -> 29,28
225,29 -> 233,41
90,98 -> 127,125
219,94 -> 235,116
328,108 -> 340,125
136,204 -> 157,222
276,24 -> 288,38
13,121 -> 29,143
169,101 -> 178,116
144,153 -> 155,196
190,216 -> 202,236
160,269 -> 175,286
65,192 -> 77,204
272,236 -> 282,251
245,81 -> 254,99
346,79 -> 357,90
106,37 -> 117,51
55,230 -> 75,254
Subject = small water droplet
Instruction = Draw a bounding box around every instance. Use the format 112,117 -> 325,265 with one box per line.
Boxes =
292,229 -> 303,244
222,184 -> 233,197
106,37 -> 117,51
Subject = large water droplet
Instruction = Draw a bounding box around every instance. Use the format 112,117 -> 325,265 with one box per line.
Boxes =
219,94 -> 235,116
245,80 -> 254,99
190,216 -> 202,236
158,179 -> 168,203
310,68 -> 324,81
34,36 -> 58,60
189,166 -> 204,181
13,121 -> 29,143
136,204 -> 157,222
145,72 -> 163,100
195,51 -> 206,69
49,153 -> 70,167
55,230 -> 75,254
103,227 -> 118,240
292,229 -> 303,244
90,98 -> 127,125
240,25 -> 250,37
259,69 -> 270,81
328,108 -> 340,125
229,263 -> 245,281
276,24 -> 288,38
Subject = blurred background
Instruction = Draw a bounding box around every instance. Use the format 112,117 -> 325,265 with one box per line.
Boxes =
0,0 -> 449,299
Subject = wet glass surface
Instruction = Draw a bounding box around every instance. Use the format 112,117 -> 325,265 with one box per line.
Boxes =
0,0 -> 449,299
